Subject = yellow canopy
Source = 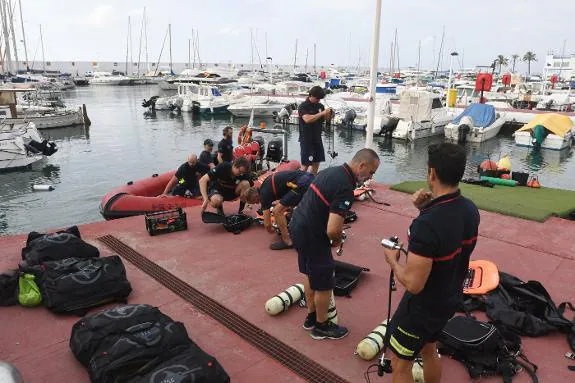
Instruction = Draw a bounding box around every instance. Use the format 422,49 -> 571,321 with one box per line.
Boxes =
517,113 -> 574,138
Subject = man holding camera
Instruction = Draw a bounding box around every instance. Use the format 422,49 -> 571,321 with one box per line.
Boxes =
382,143 -> 480,383
298,86 -> 333,175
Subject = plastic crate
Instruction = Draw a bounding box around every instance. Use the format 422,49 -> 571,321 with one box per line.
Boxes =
145,208 -> 188,236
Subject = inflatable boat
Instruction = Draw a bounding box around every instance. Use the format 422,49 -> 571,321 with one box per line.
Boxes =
100,160 -> 301,220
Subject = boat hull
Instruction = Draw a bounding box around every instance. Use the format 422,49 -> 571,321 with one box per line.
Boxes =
444,117 -> 506,143
100,160 -> 302,220
514,131 -> 574,151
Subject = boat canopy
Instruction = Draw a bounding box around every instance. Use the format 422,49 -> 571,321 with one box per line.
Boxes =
452,103 -> 496,128
516,113 -> 574,138
398,90 -> 435,122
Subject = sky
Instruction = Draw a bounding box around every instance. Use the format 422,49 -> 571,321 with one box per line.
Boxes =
12,0 -> 574,74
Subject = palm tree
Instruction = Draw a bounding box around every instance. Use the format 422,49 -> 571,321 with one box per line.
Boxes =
511,54 -> 520,73
495,55 -> 509,74
523,51 -> 537,75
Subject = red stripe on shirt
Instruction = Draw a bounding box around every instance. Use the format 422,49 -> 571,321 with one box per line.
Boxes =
310,183 -> 330,207
434,247 -> 462,262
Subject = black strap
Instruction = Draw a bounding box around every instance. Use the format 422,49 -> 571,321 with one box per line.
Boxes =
568,366 -> 575,371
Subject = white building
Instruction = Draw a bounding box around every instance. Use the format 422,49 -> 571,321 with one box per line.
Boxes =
543,54 -> 575,80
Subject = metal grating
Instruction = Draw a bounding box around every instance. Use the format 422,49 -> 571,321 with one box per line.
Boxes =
98,235 -> 350,383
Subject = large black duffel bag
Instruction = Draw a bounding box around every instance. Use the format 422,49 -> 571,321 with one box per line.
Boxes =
22,225 -> 100,266
70,304 -> 229,383
125,344 -> 231,383
27,256 -> 132,315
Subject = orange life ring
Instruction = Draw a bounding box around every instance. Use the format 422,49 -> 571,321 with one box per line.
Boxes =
237,125 -> 252,146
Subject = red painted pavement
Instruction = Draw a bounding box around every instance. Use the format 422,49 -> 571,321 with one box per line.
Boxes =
1,184 -> 574,382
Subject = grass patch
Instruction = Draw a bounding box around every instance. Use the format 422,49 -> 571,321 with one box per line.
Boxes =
390,181 -> 575,222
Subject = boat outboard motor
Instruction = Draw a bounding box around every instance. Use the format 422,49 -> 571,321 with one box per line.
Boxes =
342,109 -> 357,129
191,101 -> 201,115
141,95 -> 159,108
275,102 -> 297,123
252,135 -> 265,158
380,116 -> 399,137
0,362 -> 24,383
266,138 -> 283,162
457,116 -> 473,144
27,139 -> 58,156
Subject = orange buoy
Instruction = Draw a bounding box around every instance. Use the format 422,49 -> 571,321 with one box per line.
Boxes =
480,160 -> 498,171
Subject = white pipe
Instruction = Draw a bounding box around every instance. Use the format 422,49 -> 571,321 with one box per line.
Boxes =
365,0 -> 382,149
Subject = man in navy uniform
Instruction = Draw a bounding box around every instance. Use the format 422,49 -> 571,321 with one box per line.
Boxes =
298,86 -> 333,175
383,143 -> 480,383
289,148 -> 380,340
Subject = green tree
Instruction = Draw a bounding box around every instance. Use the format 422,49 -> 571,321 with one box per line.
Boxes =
523,51 -> 537,75
496,55 -> 509,74
511,54 -> 520,73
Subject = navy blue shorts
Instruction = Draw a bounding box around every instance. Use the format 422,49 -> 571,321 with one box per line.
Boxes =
300,141 -> 325,166
209,187 -> 237,201
292,229 -> 334,291
385,293 -> 454,360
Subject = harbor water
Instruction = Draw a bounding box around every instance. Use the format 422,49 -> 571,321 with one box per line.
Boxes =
1,85 -> 574,235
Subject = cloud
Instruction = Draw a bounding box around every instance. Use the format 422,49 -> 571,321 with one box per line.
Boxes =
85,5 -> 113,26
420,35 -> 434,47
219,26 -> 242,36
308,0 -> 369,10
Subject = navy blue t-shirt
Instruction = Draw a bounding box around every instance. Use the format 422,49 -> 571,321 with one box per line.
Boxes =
218,137 -> 233,163
208,162 -> 251,192
407,190 -> 480,312
289,164 -> 357,244
175,162 -> 210,189
199,150 -> 214,167
259,170 -> 313,210
298,98 -> 325,144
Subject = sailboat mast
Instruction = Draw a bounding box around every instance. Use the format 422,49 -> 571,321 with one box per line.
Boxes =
250,28 -> 254,72
313,43 -> 317,74
18,0 -> 28,68
144,7 -> 148,72
417,39 -> 421,82
125,17 -> 130,75
168,24 -> 172,74
129,16 -> 133,75
0,0 -> 13,73
40,24 -> 45,74
435,26 -> 445,79
188,38 -> 191,70
293,39 -> 298,72
305,48 -> 308,73
137,9 -> 144,76
8,1 -> 19,71
394,29 -> 400,76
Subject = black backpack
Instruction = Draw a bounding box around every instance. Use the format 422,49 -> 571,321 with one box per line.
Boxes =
0,270 -> 19,306
333,260 -> 370,297
26,256 -> 132,315
438,316 -> 538,383
22,225 -> 100,266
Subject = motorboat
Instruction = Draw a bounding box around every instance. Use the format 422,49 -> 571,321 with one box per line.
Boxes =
227,96 -> 286,117
514,113 -> 574,150
0,122 -> 58,170
445,103 -> 507,143
392,90 -> 456,140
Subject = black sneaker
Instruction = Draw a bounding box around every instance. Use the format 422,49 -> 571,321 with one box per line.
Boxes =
303,312 -> 316,331
310,321 -> 349,340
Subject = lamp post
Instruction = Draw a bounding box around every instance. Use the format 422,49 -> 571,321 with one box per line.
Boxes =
266,56 -> 273,84
446,52 -> 459,94
365,0 -> 383,149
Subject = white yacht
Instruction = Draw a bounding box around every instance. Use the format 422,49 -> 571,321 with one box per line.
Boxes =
392,90 -> 456,140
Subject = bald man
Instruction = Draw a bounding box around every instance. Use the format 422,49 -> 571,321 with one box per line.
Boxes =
161,154 -> 210,197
